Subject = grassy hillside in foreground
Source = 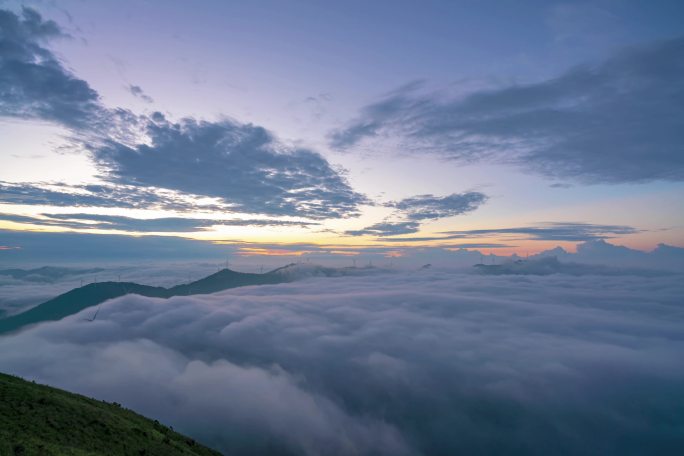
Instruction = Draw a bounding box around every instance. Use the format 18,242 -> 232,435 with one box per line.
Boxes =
0,372 -> 221,456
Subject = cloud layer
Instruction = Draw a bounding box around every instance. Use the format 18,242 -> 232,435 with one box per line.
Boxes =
1,271 -> 683,454
331,38 -> 684,183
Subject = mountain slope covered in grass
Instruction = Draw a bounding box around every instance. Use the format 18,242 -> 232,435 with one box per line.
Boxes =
0,372 -> 220,455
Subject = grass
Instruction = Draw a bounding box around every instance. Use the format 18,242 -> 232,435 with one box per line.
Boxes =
0,372 -> 221,455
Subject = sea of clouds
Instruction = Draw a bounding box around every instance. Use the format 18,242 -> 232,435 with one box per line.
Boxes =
0,268 -> 683,455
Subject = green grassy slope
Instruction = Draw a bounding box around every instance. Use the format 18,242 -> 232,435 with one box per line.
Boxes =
0,372 -> 221,456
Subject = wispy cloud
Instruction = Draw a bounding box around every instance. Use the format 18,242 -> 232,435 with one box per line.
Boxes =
330,38 -> 684,183
378,222 -> 637,243
0,212 -> 317,232
389,192 -> 487,221
346,192 -> 487,238
442,222 -> 639,241
344,221 -> 420,237
127,84 -> 153,103
0,181 -> 208,211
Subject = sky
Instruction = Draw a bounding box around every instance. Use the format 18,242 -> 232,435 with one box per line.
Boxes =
1,0 -> 684,264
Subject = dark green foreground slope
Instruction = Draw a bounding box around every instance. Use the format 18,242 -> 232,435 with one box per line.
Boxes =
0,372 -> 220,456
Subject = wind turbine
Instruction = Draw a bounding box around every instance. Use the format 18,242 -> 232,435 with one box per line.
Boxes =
83,306 -> 100,322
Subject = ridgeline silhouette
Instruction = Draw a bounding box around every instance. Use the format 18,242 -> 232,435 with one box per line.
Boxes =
0,267 -> 287,335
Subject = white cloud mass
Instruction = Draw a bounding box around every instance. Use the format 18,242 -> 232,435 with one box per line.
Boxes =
0,270 -> 683,454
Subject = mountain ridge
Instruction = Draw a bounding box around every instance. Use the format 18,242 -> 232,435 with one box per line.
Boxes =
0,268 -> 288,335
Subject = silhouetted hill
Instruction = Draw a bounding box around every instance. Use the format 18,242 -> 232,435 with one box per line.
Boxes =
168,268 -> 282,296
0,268 -> 289,335
0,282 -> 166,335
0,371 -> 220,455
268,262 -> 374,278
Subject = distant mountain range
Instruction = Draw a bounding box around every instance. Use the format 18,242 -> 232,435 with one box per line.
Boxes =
2,240 -> 682,335
0,262 -> 396,336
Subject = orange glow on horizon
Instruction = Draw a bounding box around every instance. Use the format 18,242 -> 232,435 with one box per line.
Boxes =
237,247 -> 312,257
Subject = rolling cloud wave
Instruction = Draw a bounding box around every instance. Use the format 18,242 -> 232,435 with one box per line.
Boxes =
1,270 -> 683,454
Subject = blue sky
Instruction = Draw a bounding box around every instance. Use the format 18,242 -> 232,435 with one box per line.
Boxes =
1,0 -> 683,263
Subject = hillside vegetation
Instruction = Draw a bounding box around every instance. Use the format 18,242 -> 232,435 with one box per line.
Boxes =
0,372 -> 220,455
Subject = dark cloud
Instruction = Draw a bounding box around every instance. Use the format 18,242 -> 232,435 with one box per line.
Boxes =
0,7 -> 367,220
344,221 -> 419,237
92,116 -> 368,219
331,37 -> 684,183
1,271 -> 683,454
442,222 -> 638,241
390,192 -> 487,220
0,7 -> 102,129
0,181 -> 206,211
45,213 -> 314,231
0,212 -> 315,233
127,84 -> 153,103
346,192 -> 487,238
0,213 -> 48,225
329,80 -> 426,150
0,122 -> 368,220
376,222 -> 637,243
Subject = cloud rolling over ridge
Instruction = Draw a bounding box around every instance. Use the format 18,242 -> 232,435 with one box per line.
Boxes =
1,271 -> 683,454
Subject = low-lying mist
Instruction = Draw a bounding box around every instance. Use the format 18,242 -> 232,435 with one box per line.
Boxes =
1,269 -> 683,455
